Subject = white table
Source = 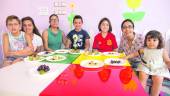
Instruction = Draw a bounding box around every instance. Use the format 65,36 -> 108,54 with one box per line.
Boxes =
0,61 -> 69,96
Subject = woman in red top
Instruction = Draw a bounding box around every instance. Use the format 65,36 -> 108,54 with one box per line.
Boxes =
92,17 -> 118,52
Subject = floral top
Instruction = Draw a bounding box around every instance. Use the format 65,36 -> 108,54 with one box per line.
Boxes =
118,33 -> 144,62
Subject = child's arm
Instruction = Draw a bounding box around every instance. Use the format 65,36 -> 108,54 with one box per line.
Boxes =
124,49 -> 143,59
65,38 -> 71,49
3,33 -> 34,57
62,32 -> 67,47
84,39 -> 90,51
163,49 -> 170,68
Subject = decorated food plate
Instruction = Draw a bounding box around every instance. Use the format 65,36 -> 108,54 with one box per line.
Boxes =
84,51 -> 102,56
104,58 -> 125,66
69,49 -> 83,54
46,55 -> 66,62
24,55 -> 45,62
28,65 -> 56,78
37,51 -> 54,56
103,52 -> 120,56
80,60 -> 104,68
55,49 -> 69,54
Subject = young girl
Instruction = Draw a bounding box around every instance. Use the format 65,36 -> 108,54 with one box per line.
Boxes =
92,17 -> 118,52
124,30 -> 170,96
3,15 -> 33,66
21,16 -> 43,52
42,14 -> 66,51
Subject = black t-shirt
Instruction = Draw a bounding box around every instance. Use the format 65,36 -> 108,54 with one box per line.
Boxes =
67,29 -> 90,49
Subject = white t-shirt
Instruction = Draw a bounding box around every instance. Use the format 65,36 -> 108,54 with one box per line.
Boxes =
32,34 -> 43,50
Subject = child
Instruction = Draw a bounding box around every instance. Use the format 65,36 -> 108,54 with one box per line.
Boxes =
66,15 -> 90,50
3,15 -> 33,66
124,30 -> 170,96
92,17 -> 118,52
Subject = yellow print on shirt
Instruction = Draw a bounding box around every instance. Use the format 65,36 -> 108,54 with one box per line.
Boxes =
107,40 -> 112,45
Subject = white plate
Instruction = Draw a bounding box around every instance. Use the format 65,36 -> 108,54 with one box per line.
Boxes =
69,50 -> 84,54
104,58 -> 125,66
55,49 -> 69,54
37,51 -> 54,56
46,55 -> 66,62
28,65 -> 56,78
103,52 -> 120,56
80,60 -> 104,68
24,56 -> 45,62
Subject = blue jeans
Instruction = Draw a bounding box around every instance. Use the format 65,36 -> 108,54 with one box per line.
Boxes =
129,61 -> 141,69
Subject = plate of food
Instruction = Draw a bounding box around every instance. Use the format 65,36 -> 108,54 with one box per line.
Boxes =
80,60 -> 104,68
69,49 -> 81,54
37,51 -> 54,56
103,52 -> 120,56
84,51 -> 102,56
104,58 -> 125,66
28,64 -> 56,78
55,49 -> 69,54
24,55 -> 45,62
46,55 -> 66,62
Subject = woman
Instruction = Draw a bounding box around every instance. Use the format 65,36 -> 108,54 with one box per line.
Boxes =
42,14 -> 66,51
118,19 -> 144,70
21,16 -> 43,52
3,15 -> 33,66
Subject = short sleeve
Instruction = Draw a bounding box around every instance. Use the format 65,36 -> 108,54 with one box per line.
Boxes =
111,34 -> 118,49
118,37 -> 124,52
92,35 -> 98,49
84,31 -> 90,39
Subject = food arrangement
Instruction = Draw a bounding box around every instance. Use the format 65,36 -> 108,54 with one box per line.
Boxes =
103,52 -> 120,56
55,49 -> 69,54
110,60 -> 121,64
28,54 -> 41,61
88,60 -> 98,66
84,50 -> 100,55
37,65 -> 50,75
46,55 -> 66,62
70,49 -> 80,53
51,55 -> 65,60
80,60 -> 104,68
104,58 -> 124,66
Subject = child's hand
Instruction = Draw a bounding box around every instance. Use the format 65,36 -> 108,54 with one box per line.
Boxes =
121,56 -> 128,60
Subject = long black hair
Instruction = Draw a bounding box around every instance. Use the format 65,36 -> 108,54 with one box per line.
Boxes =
21,16 -> 41,37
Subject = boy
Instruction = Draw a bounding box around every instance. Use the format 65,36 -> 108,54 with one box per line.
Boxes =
66,15 -> 90,50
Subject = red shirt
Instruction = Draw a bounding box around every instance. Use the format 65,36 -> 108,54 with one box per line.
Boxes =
92,32 -> 118,52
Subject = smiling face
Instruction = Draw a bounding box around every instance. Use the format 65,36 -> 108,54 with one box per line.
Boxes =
100,20 -> 110,33
73,18 -> 83,31
7,19 -> 20,34
49,15 -> 59,28
146,37 -> 159,49
121,21 -> 134,39
22,20 -> 34,34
